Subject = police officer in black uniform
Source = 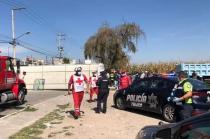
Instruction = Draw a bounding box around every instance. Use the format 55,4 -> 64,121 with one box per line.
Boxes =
96,71 -> 109,113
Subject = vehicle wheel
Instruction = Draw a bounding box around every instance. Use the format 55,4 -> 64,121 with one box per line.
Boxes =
17,87 -> 26,105
162,104 -> 176,122
136,126 -> 159,139
115,97 -> 126,110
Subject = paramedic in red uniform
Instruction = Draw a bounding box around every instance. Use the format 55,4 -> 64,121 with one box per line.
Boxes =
68,67 -> 88,119
119,71 -> 131,89
88,71 -> 98,102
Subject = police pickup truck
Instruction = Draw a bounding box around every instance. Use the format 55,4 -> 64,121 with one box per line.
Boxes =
113,76 -> 210,122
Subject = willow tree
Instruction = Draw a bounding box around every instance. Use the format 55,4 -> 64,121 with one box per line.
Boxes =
84,22 -> 145,70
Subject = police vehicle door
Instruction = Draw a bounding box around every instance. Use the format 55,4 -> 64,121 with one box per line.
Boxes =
147,78 -> 174,113
126,79 -> 149,109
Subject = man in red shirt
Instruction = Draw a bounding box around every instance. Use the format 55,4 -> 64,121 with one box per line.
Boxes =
88,71 -> 98,102
119,71 -> 131,90
68,67 -> 88,119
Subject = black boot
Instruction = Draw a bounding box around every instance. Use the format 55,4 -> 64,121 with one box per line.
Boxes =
73,112 -> 79,119
95,108 -> 100,114
102,109 -> 106,113
68,111 -> 78,119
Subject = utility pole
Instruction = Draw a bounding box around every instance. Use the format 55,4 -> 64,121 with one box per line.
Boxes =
45,56 -> 48,65
11,7 -> 26,61
51,57 -> 54,65
12,9 -> 16,60
57,33 -> 65,60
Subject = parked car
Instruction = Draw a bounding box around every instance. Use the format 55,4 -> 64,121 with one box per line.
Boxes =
136,112 -> 210,139
113,76 -> 210,122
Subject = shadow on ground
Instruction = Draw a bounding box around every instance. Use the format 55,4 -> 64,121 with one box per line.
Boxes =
65,110 -> 85,120
86,99 -> 97,103
0,100 -> 27,113
111,105 -> 164,122
91,107 -> 98,112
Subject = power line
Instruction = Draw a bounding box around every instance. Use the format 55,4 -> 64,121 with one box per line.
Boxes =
1,0 -> 48,28
0,0 -> 70,58
2,0 -> 60,34
0,40 -> 10,43
0,0 -> 18,8
18,40 -> 57,55
0,34 -> 57,56
0,0 -> 59,57
18,43 -> 55,57
0,39 -> 57,57
0,34 -> 12,40
0,34 -> 11,43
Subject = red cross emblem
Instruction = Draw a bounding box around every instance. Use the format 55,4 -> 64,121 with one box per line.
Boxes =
76,78 -> 83,85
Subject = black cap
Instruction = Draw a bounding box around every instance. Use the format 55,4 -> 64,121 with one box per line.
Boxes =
178,71 -> 188,78
100,71 -> 106,76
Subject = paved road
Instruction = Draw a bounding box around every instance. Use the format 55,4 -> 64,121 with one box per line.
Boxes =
0,90 -> 67,117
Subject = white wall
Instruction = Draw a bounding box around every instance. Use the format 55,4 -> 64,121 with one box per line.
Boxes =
20,64 -> 104,90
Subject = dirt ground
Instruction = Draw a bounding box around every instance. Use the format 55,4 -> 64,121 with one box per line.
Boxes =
39,90 -> 162,139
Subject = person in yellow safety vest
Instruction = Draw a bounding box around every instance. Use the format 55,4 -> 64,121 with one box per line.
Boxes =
173,71 -> 193,120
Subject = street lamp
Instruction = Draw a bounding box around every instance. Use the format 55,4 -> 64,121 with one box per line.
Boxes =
10,31 -> 31,43
16,31 -> 30,40
9,31 -> 31,47
11,7 -> 26,60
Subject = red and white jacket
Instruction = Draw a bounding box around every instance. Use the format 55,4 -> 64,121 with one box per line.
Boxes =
69,74 -> 88,92
89,76 -> 98,88
119,75 -> 131,89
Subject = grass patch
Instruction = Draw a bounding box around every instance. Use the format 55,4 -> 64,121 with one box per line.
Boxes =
50,121 -> 62,125
10,136 -> 42,139
23,106 -> 38,112
9,109 -> 64,139
65,132 -> 73,136
62,126 -> 74,129
56,104 -> 69,110
48,130 -> 68,138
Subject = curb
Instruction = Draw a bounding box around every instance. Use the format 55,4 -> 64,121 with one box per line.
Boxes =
0,94 -> 65,120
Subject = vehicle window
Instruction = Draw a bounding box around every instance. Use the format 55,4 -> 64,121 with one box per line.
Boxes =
188,79 -> 210,90
6,59 -> 14,72
165,80 -> 176,89
150,79 -> 171,89
179,120 -> 210,139
150,79 -> 161,89
132,80 -> 149,90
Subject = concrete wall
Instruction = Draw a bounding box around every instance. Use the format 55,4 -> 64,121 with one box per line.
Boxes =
20,64 -> 104,90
